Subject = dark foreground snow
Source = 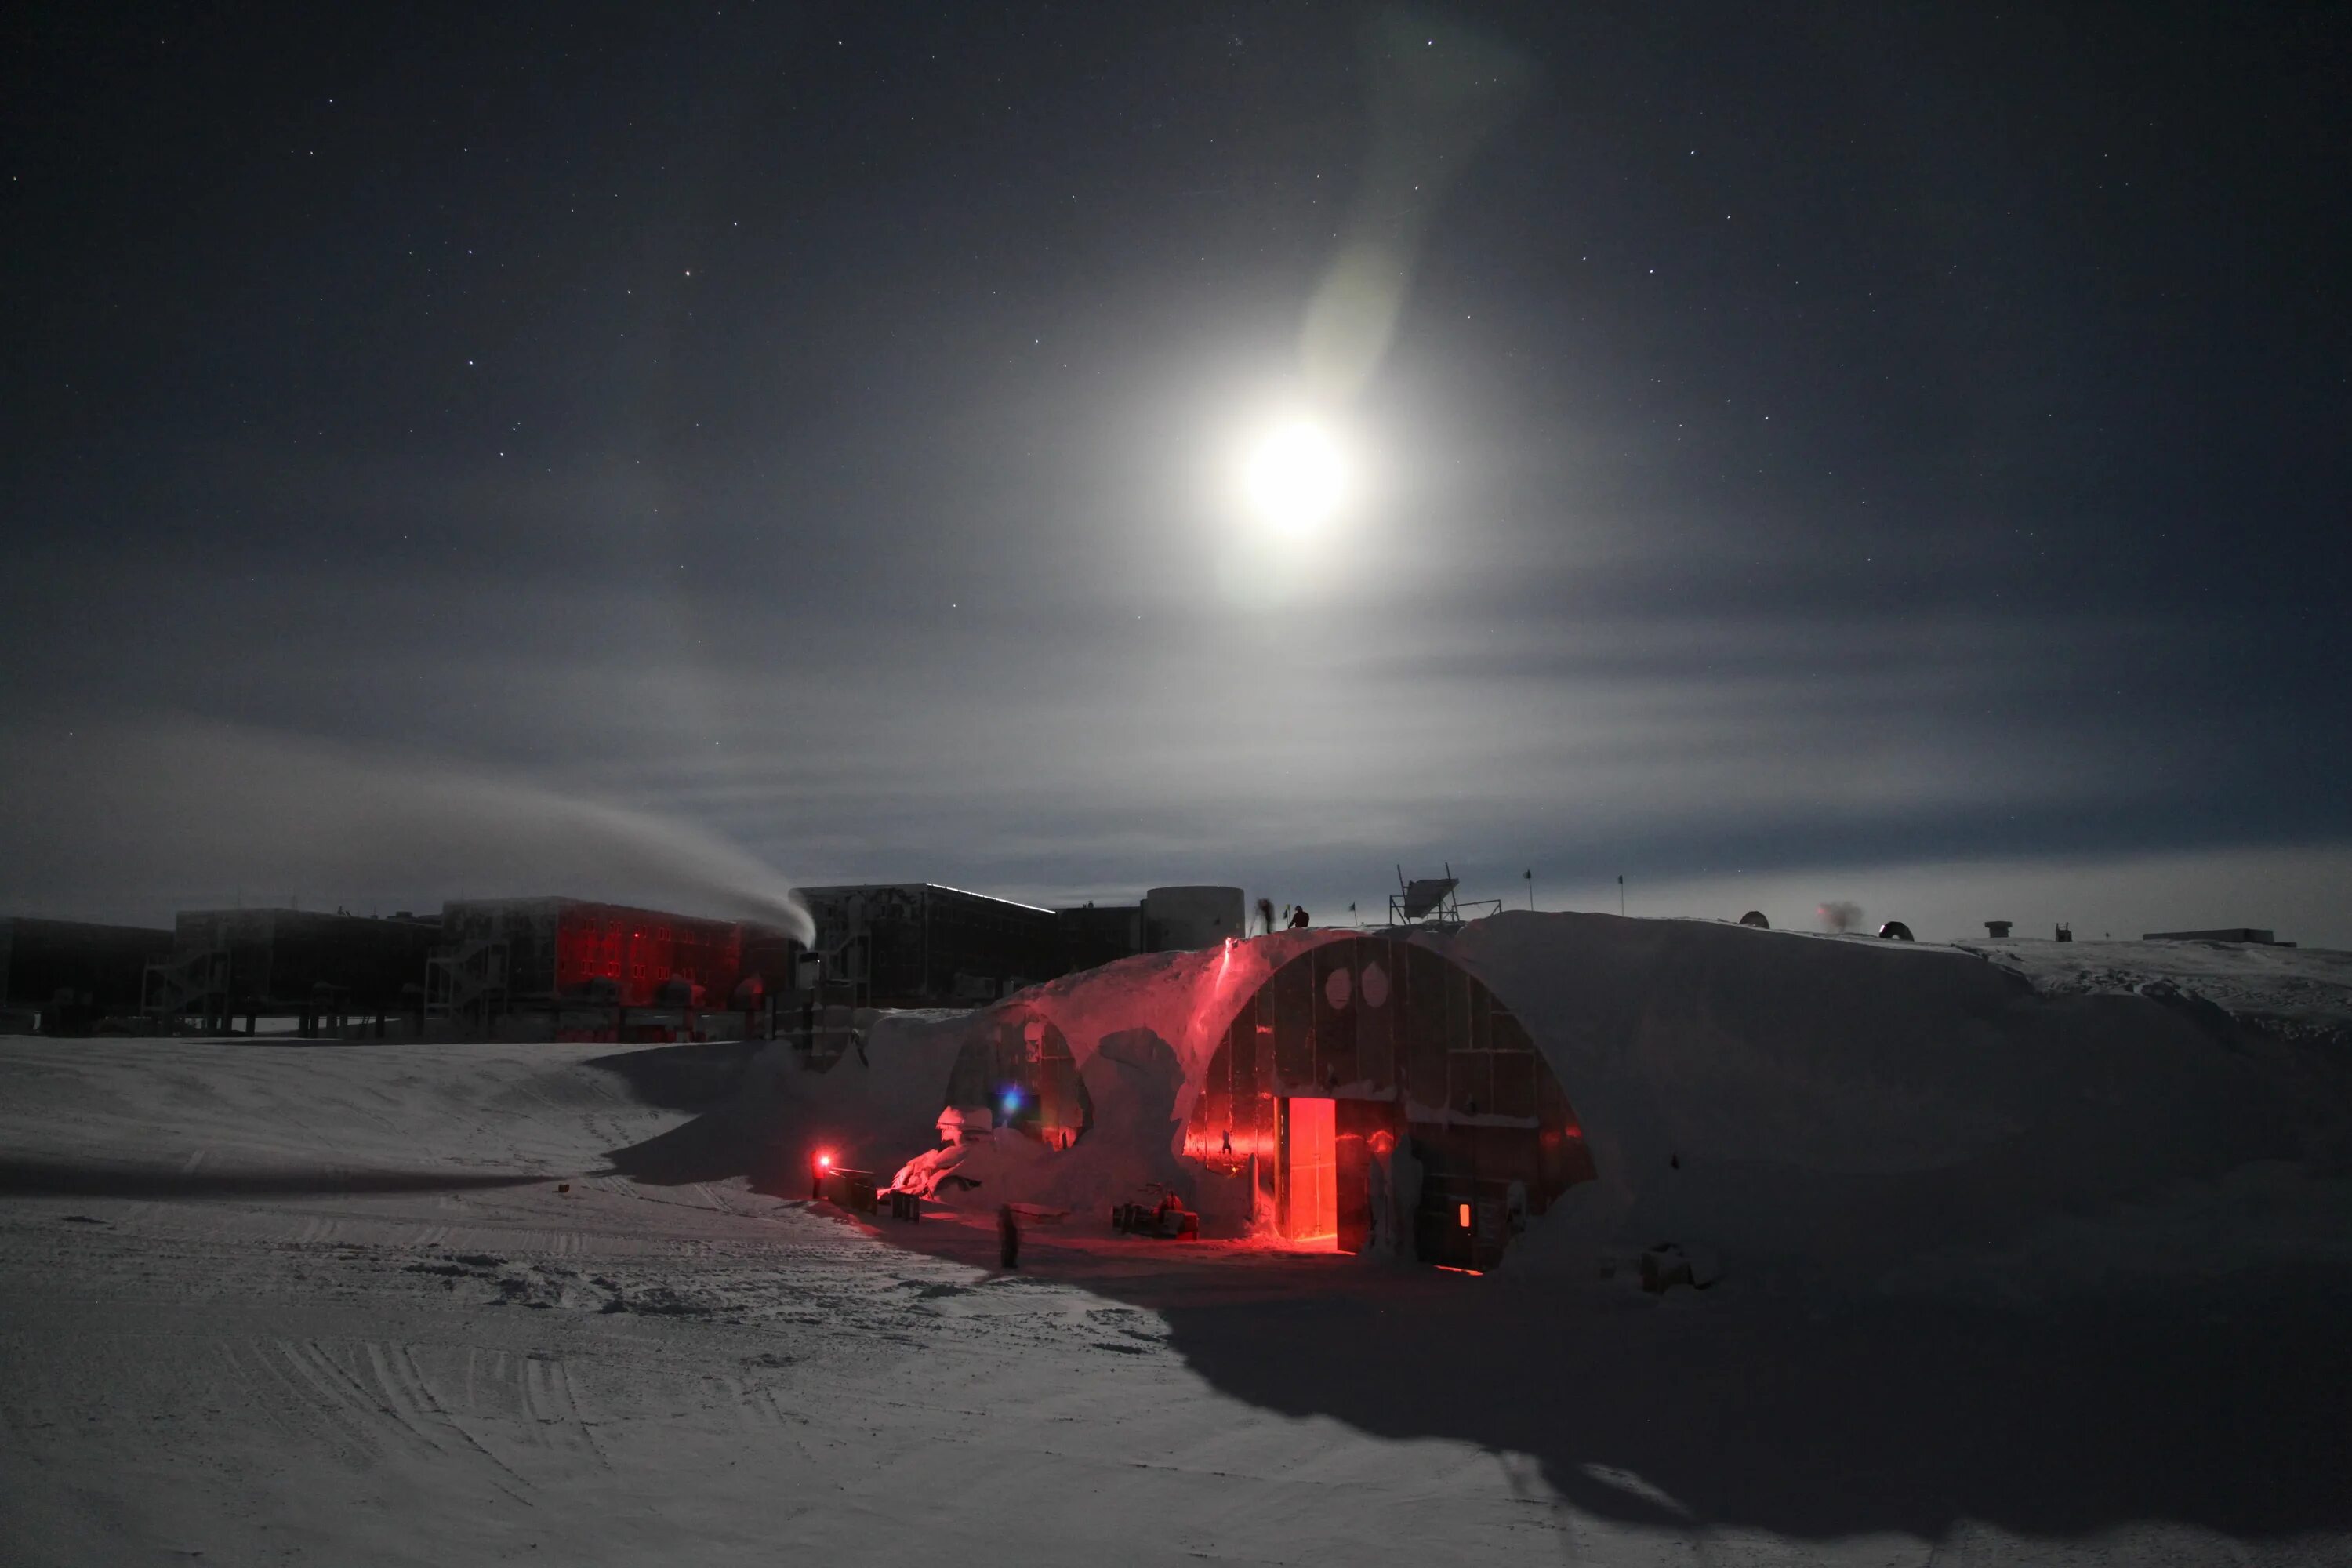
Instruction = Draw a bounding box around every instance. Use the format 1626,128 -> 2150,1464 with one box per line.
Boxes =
2,1008 -> 2348,1565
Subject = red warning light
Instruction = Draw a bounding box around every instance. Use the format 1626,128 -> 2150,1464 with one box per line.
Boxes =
816,1152 -> 833,1169
1457,1202 -> 1472,1229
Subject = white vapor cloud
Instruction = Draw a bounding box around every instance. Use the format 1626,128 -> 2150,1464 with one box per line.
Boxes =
0,718 -> 814,942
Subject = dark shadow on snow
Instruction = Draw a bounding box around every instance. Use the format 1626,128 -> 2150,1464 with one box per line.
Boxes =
588,1040 -> 2352,1544
597,1105 -> 810,1196
581,1038 -> 767,1111
583,1040 -> 808,1196
1144,1261 -> 2352,1541
858,1205 -> 2352,1544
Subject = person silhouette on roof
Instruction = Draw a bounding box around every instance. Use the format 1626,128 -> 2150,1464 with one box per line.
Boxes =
1288,906 -> 1311,930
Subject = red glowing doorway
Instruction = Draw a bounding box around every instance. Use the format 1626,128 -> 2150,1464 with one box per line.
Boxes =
1282,1097 -> 1338,1247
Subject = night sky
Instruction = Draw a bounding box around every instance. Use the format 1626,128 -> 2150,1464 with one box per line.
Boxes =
5,3 -> 2347,943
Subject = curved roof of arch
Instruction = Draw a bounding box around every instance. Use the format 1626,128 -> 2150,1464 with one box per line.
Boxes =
827,912 -> 2312,1273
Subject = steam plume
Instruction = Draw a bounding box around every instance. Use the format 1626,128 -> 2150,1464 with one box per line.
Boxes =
0,719 -> 815,943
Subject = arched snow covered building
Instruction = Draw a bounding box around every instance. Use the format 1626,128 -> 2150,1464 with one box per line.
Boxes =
772,911 -> 2315,1282
1183,937 -> 1594,1268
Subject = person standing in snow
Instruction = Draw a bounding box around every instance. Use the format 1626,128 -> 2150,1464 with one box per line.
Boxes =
997,1203 -> 1020,1269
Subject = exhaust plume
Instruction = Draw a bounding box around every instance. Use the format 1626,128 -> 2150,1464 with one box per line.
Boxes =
0,718 -> 815,944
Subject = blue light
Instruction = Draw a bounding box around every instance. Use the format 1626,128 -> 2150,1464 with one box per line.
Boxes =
1000,1089 -> 1022,1115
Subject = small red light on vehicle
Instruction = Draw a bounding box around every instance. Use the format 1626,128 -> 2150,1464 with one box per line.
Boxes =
1457,1203 -> 1471,1228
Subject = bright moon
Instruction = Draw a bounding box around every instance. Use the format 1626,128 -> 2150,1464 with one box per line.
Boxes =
1241,417 -> 1349,534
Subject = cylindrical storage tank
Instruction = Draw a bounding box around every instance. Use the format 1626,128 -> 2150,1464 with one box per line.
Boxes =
1143,886 -> 1246,951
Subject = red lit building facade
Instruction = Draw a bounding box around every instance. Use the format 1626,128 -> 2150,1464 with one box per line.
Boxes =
436,898 -> 800,1025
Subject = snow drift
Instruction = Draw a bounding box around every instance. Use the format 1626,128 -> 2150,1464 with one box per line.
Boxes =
750,913 -> 2351,1282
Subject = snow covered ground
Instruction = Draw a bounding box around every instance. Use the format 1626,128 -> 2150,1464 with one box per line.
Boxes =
5,927 -> 2351,1566
1952,932 -> 2352,1040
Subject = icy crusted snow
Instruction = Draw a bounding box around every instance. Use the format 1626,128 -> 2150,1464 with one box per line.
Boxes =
1950,932 -> 2352,1037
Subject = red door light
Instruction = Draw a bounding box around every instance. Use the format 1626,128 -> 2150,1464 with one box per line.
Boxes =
1287,1098 -> 1338,1245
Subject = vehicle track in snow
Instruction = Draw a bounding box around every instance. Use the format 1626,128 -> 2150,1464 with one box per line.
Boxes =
7,1033 -> 2341,1568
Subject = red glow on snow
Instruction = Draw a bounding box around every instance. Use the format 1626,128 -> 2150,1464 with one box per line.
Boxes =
1432,1265 -> 1484,1276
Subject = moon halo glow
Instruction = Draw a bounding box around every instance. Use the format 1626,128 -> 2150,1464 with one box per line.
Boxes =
1239,416 -> 1351,537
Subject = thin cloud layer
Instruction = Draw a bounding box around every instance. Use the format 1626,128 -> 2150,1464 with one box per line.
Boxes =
1,8 -> 2342,942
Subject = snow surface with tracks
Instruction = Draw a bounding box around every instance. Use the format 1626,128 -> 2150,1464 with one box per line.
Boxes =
4,924 -> 2351,1566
